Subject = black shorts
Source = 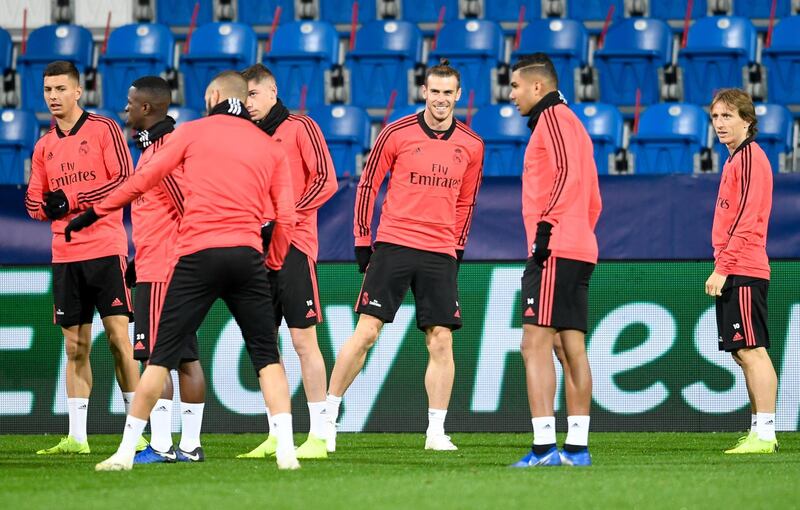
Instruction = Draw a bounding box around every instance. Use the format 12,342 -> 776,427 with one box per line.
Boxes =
716,275 -> 770,352
521,256 -> 594,333
269,245 -> 322,329
355,242 -> 461,332
149,247 -> 279,372
133,282 -> 199,362
52,255 -> 133,328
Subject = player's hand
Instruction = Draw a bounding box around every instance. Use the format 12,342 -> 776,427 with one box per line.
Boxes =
456,249 -> 464,268
705,271 -> 727,297
532,221 -> 553,266
125,258 -> 137,288
261,221 -> 274,252
43,189 -> 69,220
64,207 -> 99,242
355,246 -> 373,273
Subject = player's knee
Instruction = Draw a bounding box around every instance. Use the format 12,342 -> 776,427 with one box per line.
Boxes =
64,336 -> 89,361
426,328 -> 453,359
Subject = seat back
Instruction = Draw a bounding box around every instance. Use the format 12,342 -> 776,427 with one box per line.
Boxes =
733,0 -> 791,19
155,0 -> 213,27
763,17 -> 800,106
629,103 -> 708,173
649,0 -> 708,20
0,28 -> 11,71
309,105 -> 371,177
715,103 -> 794,172
320,0 -> 377,25
0,109 -> 40,184
99,23 -> 175,112
484,0 -> 542,22
237,0 -> 295,25
400,0 -> 459,24
572,103 -> 623,174
472,104 -> 529,176
566,0 -> 623,23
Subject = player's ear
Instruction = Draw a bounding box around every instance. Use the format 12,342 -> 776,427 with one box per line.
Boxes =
421,84 -> 428,100
454,87 -> 462,102
74,85 -> 82,101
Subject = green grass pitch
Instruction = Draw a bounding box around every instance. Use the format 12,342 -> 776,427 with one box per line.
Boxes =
2,432 -> 798,509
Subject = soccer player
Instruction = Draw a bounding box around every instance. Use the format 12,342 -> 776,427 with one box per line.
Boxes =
237,64 -> 338,459
66,71 -> 301,471
122,76 -> 208,464
706,89 -> 777,454
508,53 -> 602,467
323,60 -> 484,452
24,60 -> 142,455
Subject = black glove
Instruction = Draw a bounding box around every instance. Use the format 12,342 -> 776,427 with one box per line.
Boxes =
355,246 -> 373,273
456,249 -> 464,268
261,221 -> 274,253
125,258 -> 137,288
532,221 -> 553,266
43,189 -> 69,220
64,207 -> 99,242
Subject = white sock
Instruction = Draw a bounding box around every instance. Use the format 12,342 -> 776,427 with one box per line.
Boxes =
271,413 -> 295,457
67,398 -> 89,443
532,416 -> 556,446
149,399 -> 173,452
265,406 -> 273,436
426,408 -> 447,437
565,415 -> 590,447
119,415 -> 148,456
756,412 -> 776,441
308,401 -> 327,438
325,394 -> 342,423
179,402 -> 205,451
750,413 -> 758,432
122,392 -> 135,415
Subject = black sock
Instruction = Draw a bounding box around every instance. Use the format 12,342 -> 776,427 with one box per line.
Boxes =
532,443 -> 556,455
563,443 -> 588,453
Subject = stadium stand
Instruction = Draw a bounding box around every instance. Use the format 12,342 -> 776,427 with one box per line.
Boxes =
0,108 -> 38,184
511,18 -> 589,104
345,20 -> 423,109
713,103 -> 795,173
594,17 -> 672,107
385,103 -> 425,123
762,15 -> 800,108
155,0 -> 213,28
263,21 -> 339,110
98,23 -> 175,112
237,0 -> 294,26
179,22 -> 258,111
17,24 -> 94,114
309,104 -> 371,177
628,103 -> 709,174
398,0 -> 460,26
321,0 -> 377,27
566,0 -> 623,28
472,104 -> 529,176
572,102 -> 624,174
167,106 -> 202,125
427,19 -> 505,107
481,0 -> 542,24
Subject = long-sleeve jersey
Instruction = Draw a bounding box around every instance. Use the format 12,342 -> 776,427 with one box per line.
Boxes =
712,138 -> 772,280
354,112 -> 484,256
269,114 -> 338,261
24,111 -> 133,263
94,112 -> 296,270
523,95 -> 602,263
131,133 -> 186,282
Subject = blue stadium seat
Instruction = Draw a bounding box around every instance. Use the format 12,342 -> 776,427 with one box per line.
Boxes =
511,19 -> 588,104
309,105 -> 371,177
628,103 -> 708,174
385,104 -> 425,123
484,0 -> 541,23
17,25 -> 94,114
428,20 -> 505,107
648,0 -> 708,21
345,20 -> 422,109
98,23 -> 175,112
714,103 -> 794,173
763,16 -> 800,106
0,28 -> 11,73
567,0 -> 623,24
733,0 -> 791,19
400,0 -> 459,25
263,21 -> 339,110
572,103 -> 623,174
237,0 -> 294,26
678,16 -> 756,105
471,104 -> 529,176
320,0 -> 376,25
594,18 -> 672,106
0,109 -> 39,184
84,108 -> 124,127
156,0 -> 213,27
167,106 -> 202,125
179,22 -> 258,111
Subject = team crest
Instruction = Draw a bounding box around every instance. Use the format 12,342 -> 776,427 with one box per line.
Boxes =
79,140 -> 90,155
453,147 -> 463,164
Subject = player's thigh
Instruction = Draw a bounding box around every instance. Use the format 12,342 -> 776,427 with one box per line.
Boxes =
717,276 -> 770,352
355,243 -> 414,324
550,258 -> 594,333
412,250 -> 461,332
274,245 -> 322,329
85,255 -> 133,322
52,261 -> 93,327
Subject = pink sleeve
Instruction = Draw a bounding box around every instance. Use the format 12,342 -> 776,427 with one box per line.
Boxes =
353,128 -> 395,246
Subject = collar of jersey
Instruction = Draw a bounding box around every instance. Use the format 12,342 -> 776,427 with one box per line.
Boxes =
55,110 -> 90,138
258,98 -> 290,136
416,111 -> 456,140
208,98 -> 252,121
727,135 -> 755,164
526,90 -> 567,132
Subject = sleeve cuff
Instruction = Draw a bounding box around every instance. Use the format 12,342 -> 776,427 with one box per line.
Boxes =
354,236 -> 371,247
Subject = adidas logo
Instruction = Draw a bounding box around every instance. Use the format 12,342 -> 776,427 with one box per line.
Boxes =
544,424 -> 552,429
766,420 -> 774,425
126,423 -> 132,429
183,409 -> 194,415
111,297 -> 124,307
306,309 -> 317,319
155,406 -> 168,412
134,341 -> 145,350
524,307 -> 535,317
732,332 -> 744,341
78,404 -> 88,410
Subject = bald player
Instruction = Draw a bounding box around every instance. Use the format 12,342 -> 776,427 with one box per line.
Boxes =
67,71 -> 301,471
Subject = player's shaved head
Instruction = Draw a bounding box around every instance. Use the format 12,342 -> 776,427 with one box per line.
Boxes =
130,76 -> 171,114
206,70 -> 248,104
512,53 -> 559,89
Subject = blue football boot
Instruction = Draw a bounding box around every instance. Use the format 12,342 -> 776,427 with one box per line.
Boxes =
134,444 -> 177,464
559,448 -> 592,466
176,446 -> 205,462
510,446 -> 562,467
